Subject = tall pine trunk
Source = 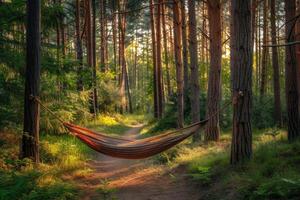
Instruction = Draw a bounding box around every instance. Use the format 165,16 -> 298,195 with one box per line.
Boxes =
181,0 -> 189,110
119,0 -> 128,113
21,0 -> 41,163
75,0 -> 84,91
188,0 -> 200,141
173,0 -> 184,128
162,0 -> 171,99
285,0 -> 300,140
100,0 -> 106,72
205,0 -> 222,141
230,0 -> 253,164
85,0 -> 97,115
150,0 -> 159,118
156,0 -> 163,118
260,0 -> 268,98
270,0 -> 282,126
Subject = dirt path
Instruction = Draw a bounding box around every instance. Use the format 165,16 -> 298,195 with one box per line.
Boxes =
77,125 -> 202,200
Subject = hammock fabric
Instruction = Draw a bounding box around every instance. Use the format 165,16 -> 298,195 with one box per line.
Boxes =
63,120 -> 208,159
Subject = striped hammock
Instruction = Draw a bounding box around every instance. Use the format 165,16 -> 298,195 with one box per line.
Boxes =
63,120 -> 208,159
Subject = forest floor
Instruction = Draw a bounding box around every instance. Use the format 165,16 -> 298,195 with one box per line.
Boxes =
74,124 -> 202,200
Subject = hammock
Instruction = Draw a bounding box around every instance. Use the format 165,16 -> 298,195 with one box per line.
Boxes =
31,95 -> 231,159
63,120 -> 208,159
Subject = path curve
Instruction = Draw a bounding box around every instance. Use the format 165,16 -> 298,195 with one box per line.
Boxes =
77,125 -> 201,200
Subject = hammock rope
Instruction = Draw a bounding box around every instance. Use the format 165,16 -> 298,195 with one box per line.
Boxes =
29,93 -> 238,159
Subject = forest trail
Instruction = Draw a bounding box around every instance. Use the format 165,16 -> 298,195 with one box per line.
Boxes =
76,125 -> 201,200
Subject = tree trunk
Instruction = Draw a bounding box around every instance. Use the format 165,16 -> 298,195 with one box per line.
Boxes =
119,0 -> 128,113
181,0 -> 189,111
21,0 -> 41,163
296,0 -> 300,116
205,0 -> 222,141
92,0 -> 97,112
270,0 -> 282,127
156,0 -> 163,118
112,9 -> 117,80
285,0 -> 300,140
100,0 -> 106,72
162,0 -> 171,98
150,0 -> 159,118
85,0 -> 97,115
188,0 -> 200,140
75,0 -> 84,91
230,0 -> 253,164
260,0 -> 268,98
173,0 -> 184,128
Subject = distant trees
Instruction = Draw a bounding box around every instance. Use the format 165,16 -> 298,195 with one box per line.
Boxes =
230,0 -> 253,164
21,0 -> 41,163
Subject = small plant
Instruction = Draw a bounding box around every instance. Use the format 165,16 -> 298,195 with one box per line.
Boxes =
189,166 -> 212,185
97,179 -> 117,200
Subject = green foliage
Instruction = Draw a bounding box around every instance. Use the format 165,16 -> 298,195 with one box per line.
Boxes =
0,170 -> 77,200
189,166 -> 212,185
251,178 -> 300,200
181,132 -> 300,200
252,95 -> 276,129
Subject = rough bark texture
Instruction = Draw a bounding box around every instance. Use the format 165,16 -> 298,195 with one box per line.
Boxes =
85,0 -> 97,115
230,0 -> 253,164
75,0 -> 84,91
21,0 -> 41,163
150,0 -> 159,118
296,0 -> 300,116
100,0 -> 106,72
173,0 -> 184,128
156,0 -> 163,118
119,0 -> 128,113
285,0 -> 300,141
188,0 -> 200,141
270,0 -> 282,126
205,0 -> 222,141
162,0 -> 171,98
181,0 -> 189,110
260,0 -> 268,98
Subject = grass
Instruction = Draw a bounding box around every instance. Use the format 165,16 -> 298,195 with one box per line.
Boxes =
164,129 -> 300,200
0,114 -> 144,200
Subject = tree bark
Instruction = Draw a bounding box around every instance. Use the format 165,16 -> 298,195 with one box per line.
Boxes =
188,0 -> 200,140
119,0 -> 128,113
75,0 -> 84,91
150,0 -> 159,118
181,0 -> 189,110
270,0 -> 282,127
173,0 -> 184,128
85,0 -> 97,115
156,0 -> 163,118
205,0 -> 222,141
230,0 -> 253,164
21,0 -> 41,163
100,0 -> 106,72
285,0 -> 300,140
162,0 -> 171,99
260,0 -> 269,98
296,0 -> 300,116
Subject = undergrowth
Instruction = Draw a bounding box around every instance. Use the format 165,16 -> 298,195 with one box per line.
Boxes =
0,114 -> 144,200
170,130 -> 300,200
